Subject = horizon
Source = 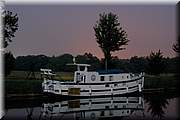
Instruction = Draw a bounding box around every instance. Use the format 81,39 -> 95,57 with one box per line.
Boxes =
6,4 -> 177,59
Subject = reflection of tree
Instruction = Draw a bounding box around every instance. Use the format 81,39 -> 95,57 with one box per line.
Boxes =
26,108 -> 34,120
145,94 -> 169,120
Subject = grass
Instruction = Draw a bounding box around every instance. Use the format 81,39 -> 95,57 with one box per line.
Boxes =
5,71 -> 179,95
5,79 -> 43,95
6,71 -> 74,81
144,74 -> 179,89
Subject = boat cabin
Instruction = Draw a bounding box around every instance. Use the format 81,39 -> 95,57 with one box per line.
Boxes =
70,63 -> 132,84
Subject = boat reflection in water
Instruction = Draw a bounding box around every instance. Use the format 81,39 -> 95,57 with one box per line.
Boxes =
41,96 -> 144,120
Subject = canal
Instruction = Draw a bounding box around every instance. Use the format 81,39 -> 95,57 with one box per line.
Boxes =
2,92 -> 179,120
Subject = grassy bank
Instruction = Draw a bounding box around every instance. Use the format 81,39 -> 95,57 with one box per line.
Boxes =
5,71 -> 179,95
6,70 -> 74,81
144,74 -> 179,89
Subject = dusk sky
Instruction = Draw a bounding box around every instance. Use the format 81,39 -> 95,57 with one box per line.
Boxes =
6,3 -> 177,59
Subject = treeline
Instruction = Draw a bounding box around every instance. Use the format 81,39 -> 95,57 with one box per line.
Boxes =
13,52 -> 178,74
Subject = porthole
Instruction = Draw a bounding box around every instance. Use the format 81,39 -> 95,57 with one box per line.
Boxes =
91,75 -> 96,81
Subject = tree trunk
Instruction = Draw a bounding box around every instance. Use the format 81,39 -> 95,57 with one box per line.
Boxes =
104,50 -> 111,71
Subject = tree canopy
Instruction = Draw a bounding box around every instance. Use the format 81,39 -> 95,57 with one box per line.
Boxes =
4,11 -> 18,76
94,12 -> 129,70
8,53 -> 178,75
3,11 -> 18,48
146,50 -> 165,75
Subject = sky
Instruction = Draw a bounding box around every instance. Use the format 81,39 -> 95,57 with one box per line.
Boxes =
6,3 -> 177,59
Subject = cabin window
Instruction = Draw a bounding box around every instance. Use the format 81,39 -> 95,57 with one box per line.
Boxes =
76,73 -> 80,81
122,76 -> 124,79
100,76 -> 105,81
114,105 -> 118,109
105,84 -> 109,87
109,76 -> 113,81
114,83 -> 117,87
55,90 -> 59,92
105,106 -> 109,109
81,75 -> 84,81
100,111 -> 104,116
127,76 -> 129,79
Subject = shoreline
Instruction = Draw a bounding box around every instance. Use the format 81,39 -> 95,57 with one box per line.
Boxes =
5,87 -> 178,100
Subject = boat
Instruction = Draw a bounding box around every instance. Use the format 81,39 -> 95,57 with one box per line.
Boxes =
41,96 -> 144,120
41,58 -> 144,97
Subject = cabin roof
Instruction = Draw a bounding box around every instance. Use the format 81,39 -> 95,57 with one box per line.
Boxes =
97,69 -> 124,75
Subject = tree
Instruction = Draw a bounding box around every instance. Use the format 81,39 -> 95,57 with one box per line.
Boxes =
129,56 -> 147,73
76,53 -> 101,71
146,50 -> 165,75
4,11 -> 18,77
3,11 -> 19,48
4,52 -> 15,77
173,36 -> 180,54
94,12 -> 129,70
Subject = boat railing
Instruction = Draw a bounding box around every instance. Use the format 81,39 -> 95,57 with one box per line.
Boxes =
40,69 -> 56,80
40,69 -> 56,75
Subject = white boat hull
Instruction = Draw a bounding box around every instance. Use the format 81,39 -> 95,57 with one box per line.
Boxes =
42,76 -> 144,97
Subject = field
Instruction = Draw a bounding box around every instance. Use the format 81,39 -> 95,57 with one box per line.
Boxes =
5,71 -> 179,95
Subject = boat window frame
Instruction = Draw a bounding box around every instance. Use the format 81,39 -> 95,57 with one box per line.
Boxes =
105,84 -> 109,87
100,76 -> 105,81
109,75 -> 113,81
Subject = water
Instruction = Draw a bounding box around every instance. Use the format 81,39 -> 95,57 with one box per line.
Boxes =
2,94 -> 179,120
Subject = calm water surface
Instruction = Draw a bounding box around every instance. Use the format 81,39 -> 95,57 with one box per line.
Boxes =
2,95 -> 179,120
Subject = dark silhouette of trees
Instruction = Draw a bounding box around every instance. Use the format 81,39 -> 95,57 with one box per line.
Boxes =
94,12 -> 129,70
173,36 -> 180,54
3,11 -> 18,77
130,56 -> 147,73
13,53 -> 178,74
49,54 -> 73,72
15,55 -> 49,72
76,53 -> 101,71
146,50 -> 165,75
5,52 -> 15,77
3,11 -> 18,48
14,53 -> 101,72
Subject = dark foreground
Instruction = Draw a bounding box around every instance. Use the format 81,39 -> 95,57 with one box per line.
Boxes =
2,90 -> 180,120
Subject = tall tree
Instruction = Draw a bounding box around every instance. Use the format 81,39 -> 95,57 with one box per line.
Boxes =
3,11 -> 18,48
5,52 -> 15,77
173,36 -> 180,54
94,12 -> 129,70
3,11 -> 18,76
146,50 -> 165,75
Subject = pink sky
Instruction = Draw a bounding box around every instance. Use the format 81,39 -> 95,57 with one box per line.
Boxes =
6,4 -> 177,59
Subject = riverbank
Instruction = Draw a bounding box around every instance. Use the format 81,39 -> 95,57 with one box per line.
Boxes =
5,71 -> 179,100
6,70 -> 74,81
